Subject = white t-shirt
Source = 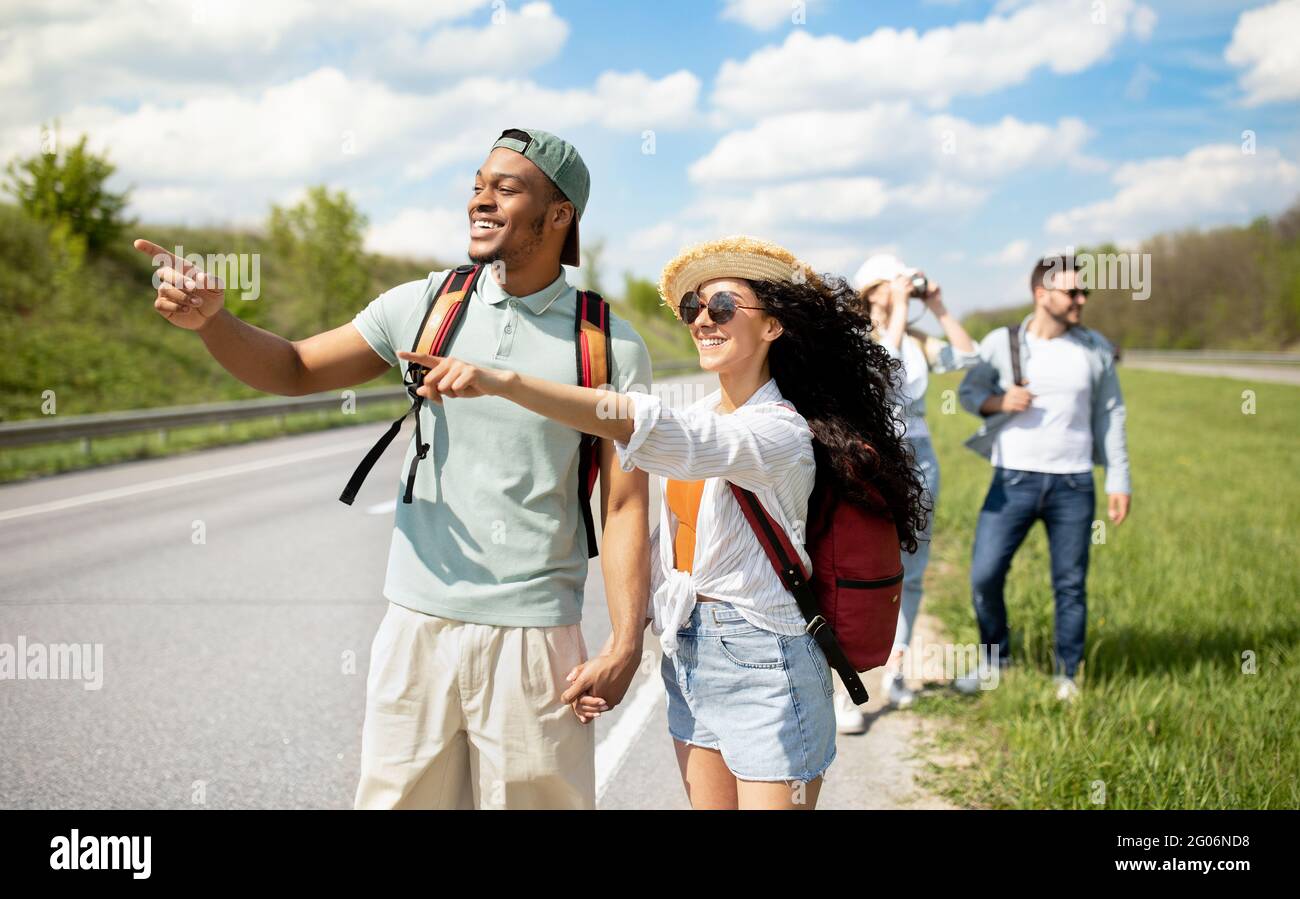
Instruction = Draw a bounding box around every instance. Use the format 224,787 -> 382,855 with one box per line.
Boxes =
991,331 -> 1093,474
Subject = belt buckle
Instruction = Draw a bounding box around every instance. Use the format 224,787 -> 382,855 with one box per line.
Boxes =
805,614 -> 828,638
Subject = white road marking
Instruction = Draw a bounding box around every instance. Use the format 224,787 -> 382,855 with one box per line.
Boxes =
594,672 -> 664,803
0,439 -> 377,523
366,499 -> 397,515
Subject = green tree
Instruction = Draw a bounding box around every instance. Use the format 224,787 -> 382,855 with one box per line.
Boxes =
3,127 -> 130,253
268,186 -> 369,333
623,272 -> 663,318
578,237 -> 607,295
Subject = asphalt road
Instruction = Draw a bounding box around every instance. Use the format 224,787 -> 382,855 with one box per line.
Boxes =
0,371 -> 944,809
1118,359 -> 1300,385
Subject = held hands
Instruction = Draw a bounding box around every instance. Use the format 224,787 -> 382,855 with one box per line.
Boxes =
562,633 -> 640,725
133,238 -> 225,331
396,351 -> 515,403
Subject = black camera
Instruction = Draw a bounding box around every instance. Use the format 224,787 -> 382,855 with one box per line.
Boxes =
909,273 -> 929,298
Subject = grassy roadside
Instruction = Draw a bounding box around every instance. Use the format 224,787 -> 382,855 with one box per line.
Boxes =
909,367 -> 1299,808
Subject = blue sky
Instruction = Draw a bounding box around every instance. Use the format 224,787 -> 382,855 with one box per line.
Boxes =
2,0 -> 1297,316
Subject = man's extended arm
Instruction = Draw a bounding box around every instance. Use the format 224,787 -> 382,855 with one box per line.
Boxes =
135,238 -> 389,396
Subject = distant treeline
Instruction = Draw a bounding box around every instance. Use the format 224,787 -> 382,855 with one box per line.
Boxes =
962,200 -> 1300,351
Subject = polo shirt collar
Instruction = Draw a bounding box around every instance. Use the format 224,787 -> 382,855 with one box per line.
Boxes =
478,266 -> 570,315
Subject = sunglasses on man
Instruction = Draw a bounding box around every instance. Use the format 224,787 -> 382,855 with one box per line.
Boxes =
677,290 -> 764,325
1055,287 -> 1090,300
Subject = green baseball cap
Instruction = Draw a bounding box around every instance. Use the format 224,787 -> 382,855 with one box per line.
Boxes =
492,127 -> 589,266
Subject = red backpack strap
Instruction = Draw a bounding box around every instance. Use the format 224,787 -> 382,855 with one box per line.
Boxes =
338,265 -> 482,506
727,483 -> 871,706
575,290 -> 612,558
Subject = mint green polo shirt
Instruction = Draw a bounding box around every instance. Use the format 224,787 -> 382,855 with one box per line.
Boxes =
351,267 -> 653,627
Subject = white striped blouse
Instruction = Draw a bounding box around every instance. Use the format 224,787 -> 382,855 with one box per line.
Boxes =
613,377 -> 816,657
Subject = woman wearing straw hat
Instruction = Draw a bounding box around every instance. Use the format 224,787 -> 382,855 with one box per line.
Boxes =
398,236 -> 927,809
842,254 -> 980,727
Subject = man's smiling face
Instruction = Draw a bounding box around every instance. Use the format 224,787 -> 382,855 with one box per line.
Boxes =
466,147 -> 568,268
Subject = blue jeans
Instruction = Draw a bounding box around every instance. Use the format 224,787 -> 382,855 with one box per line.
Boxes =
969,467 -> 1095,678
893,435 -> 939,653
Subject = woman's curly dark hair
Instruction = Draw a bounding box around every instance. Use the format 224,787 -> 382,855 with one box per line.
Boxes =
750,274 -> 930,552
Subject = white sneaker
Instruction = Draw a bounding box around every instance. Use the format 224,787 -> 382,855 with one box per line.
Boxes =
1054,675 -> 1080,703
883,670 -> 915,709
952,672 -> 984,695
834,690 -> 866,734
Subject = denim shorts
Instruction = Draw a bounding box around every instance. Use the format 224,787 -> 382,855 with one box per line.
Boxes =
661,601 -> 837,783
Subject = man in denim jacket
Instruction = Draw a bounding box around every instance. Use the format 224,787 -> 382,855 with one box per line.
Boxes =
956,255 -> 1131,701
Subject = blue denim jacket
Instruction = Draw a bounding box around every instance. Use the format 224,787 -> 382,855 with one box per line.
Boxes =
957,315 -> 1131,495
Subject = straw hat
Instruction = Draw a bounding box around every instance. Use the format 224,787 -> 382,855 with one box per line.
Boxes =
658,235 -> 821,319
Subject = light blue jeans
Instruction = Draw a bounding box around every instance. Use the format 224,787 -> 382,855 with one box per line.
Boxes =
662,601 -> 837,783
893,435 -> 939,653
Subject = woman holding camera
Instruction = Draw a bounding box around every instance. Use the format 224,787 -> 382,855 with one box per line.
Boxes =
841,255 -> 980,727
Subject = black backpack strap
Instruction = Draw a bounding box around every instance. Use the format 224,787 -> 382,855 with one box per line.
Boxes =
338,265 -> 482,505
727,483 -> 870,706
574,290 -> 612,558
1008,325 -> 1024,387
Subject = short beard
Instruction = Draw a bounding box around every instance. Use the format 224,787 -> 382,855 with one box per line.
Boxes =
468,210 -> 547,269
1045,304 -> 1078,328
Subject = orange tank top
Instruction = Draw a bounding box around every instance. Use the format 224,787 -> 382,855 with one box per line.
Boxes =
665,478 -> 706,573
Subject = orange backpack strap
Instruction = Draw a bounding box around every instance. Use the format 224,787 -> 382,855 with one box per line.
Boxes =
575,290 -> 612,558
338,265 -> 483,506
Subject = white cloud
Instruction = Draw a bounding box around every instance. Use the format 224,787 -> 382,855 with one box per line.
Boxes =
0,65 -> 702,226
1225,0 -> 1300,106
718,0 -> 824,31
680,174 -> 987,234
710,0 -> 1156,116
591,70 -> 703,131
1132,3 -> 1158,40
365,2 -> 570,80
688,102 -> 1095,184
365,206 -> 470,262
0,0 -> 497,120
1045,143 -> 1300,243
984,238 -> 1032,266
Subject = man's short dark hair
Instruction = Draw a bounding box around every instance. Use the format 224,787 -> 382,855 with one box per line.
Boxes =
1030,254 -> 1079,294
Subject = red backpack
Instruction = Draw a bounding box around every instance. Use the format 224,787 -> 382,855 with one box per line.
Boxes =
729,475 -> 903,706
339,264 -> 613,558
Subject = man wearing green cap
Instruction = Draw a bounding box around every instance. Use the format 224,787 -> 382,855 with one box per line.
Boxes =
133,128 -> 654,809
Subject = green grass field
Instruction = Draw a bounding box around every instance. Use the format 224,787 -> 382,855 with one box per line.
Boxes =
913,367 -> 1299,809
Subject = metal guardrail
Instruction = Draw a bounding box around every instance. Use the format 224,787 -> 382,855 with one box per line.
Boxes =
0,386 -> 409,450
0,359 -> 703,450
1120,349 -> 1300,365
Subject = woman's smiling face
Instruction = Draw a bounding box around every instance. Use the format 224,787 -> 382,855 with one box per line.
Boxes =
688,278 -> 783,374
